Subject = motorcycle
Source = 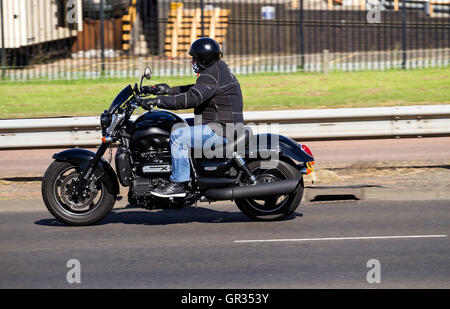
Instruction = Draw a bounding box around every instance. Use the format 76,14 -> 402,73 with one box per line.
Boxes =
41,67 -> 316,226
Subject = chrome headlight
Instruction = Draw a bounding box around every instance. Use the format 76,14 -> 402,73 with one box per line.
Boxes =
100,111 -> 112,136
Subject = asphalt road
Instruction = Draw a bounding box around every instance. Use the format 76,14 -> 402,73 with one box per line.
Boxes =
0,199 -> 449,289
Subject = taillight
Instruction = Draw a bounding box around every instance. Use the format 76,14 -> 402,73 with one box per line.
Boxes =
301,144 -> 314,158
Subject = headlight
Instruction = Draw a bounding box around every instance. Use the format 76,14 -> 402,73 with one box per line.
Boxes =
100,110 -> 112,136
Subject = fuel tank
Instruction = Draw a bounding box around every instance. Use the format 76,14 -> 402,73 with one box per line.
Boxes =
130,110 -> 187,152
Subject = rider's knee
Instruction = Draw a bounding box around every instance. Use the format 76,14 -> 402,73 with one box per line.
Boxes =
170,126 -> 190,148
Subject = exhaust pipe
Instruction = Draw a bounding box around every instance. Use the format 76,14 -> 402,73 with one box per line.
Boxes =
205,178 -> 301,201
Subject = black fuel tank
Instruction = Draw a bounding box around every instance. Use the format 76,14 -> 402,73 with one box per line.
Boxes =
130,110 -> 187,152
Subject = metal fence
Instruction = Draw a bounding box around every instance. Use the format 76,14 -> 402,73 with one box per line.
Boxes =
0,0 -> 449,81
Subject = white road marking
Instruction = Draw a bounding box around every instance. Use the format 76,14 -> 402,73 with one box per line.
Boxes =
233,234 -> 448,243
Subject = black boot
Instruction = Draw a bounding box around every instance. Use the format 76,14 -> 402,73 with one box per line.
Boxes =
151,181 -> 187,198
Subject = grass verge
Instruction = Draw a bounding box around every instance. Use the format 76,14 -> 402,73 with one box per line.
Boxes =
0,67 -> 448,119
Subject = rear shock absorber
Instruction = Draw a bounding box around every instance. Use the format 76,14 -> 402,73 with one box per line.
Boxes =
232,152 -> 257,185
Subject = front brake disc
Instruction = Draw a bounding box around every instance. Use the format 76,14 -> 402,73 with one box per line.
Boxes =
60,174 -> 98,210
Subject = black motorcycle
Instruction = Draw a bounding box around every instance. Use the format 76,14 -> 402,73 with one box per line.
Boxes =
41,68 -> 315,226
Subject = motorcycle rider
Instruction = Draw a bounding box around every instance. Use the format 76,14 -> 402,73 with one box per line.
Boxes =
140,38 -> 244,198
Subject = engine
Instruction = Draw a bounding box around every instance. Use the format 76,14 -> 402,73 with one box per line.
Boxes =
134,150 -> 171,176
130,150 -> 172,196
116,143 -> 173,192
116,110 -> 188,207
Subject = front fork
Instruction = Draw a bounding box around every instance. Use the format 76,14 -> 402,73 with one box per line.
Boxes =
71,142 -> 110,201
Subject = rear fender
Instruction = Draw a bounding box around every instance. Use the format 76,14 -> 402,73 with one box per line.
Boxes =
52,149 -> 120,196
247,133 -> 314,166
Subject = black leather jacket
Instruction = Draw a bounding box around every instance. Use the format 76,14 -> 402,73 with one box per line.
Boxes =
156,60 -> 244,135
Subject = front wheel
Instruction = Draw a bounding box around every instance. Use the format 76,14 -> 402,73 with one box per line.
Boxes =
235,160 -> 304,221
42,161 -> 116,226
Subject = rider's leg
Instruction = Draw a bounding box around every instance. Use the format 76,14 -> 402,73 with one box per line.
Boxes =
169,125 -> 192,183
151,125 -> 224,198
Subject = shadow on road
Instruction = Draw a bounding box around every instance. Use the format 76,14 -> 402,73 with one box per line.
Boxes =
34,205 -> 301,227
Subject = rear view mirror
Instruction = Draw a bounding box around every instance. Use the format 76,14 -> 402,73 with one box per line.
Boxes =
144,67 -> 152,80
140,67 -> 152,92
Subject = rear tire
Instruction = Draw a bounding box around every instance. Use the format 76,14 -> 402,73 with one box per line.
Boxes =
42,161 -> 116,226
235,160 -> 304,221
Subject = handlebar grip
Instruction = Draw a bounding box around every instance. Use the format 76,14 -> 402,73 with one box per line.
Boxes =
141,85 -> 155,95
139,98 -> 156,110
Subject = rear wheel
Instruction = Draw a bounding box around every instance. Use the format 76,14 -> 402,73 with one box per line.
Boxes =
235,160 -> 303,221
41,161 -> 116,226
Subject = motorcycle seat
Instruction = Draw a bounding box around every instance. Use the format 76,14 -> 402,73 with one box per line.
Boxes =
203,125 -> 253,159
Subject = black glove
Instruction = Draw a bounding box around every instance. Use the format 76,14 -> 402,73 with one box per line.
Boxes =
140,98 -> 157,110
152,83 -> 172,95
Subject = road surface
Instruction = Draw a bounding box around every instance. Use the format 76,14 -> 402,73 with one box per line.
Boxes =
1,137 -> 449,291
0,199 -> 448,289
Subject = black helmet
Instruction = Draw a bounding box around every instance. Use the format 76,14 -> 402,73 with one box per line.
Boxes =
189,38 -> 222,68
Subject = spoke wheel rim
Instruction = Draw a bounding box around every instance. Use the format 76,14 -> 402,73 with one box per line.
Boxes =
53,166 -> 104,216
244,167 -> 290,213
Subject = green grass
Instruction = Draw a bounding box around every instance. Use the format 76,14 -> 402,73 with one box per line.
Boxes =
0,67 -> 449,119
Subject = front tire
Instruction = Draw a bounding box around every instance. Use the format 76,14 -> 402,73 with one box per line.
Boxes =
235,160 -> 304,221
42,161 -> 116,226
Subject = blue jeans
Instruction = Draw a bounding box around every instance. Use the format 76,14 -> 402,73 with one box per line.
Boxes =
170,125 -> 225,183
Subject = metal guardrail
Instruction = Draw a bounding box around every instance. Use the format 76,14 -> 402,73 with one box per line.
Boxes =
1,105 -> 449,149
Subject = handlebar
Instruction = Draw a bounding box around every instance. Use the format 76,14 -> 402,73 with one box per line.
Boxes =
133,83 -> 156,97
140,85 -> 155,96
102,80 -> 158,141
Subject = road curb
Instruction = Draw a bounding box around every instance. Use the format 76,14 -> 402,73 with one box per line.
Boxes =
304,184 -> 450,203
1,160 -> 449,210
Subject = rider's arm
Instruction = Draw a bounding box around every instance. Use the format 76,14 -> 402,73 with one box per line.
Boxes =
171,84 -> 194,95
155,74 -> 218,110
152,84 -> 193,96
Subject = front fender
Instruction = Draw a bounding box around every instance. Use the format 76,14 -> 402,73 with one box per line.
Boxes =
248,133 -> 314,164
52,149 -> 120,196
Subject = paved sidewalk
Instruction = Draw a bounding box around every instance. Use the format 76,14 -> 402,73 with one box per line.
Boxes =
0,137 -> 449,210
304,159 -> 450,201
